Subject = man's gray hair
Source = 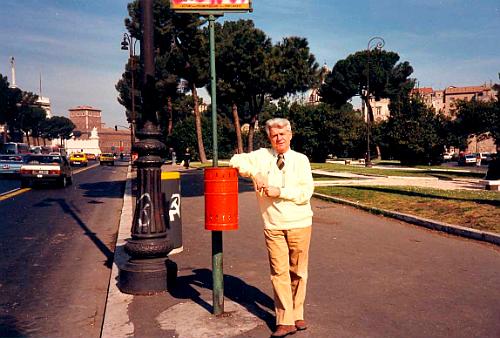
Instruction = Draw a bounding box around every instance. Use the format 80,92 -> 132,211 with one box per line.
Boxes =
265,118 -> 292,136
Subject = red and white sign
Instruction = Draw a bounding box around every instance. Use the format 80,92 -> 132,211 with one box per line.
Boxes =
171,0 -> 252,11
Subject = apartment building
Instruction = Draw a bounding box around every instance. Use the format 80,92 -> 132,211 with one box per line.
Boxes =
412,84 -> 497,116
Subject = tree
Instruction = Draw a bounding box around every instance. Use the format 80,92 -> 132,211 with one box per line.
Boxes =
451,94 -> 499,148
41,116 -> 75,146
320,50 -> 414,159
272,100 -> 365,162
382,95 -> 447,165
320,50 -> 414,120
117,0 -> 209,162
18,106 -> 47,146
213,20 -> 319,152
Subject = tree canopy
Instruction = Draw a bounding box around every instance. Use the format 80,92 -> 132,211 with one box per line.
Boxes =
117,0 -> 210,161
212,19 -> 319,151
319,50 -> 414,122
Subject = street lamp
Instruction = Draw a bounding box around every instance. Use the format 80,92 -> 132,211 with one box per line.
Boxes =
118,0 -> 175,295
365,36 -> 385,168
121,32 -> 138,148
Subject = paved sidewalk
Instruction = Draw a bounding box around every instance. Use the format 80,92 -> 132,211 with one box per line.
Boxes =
102,164 -> 500,338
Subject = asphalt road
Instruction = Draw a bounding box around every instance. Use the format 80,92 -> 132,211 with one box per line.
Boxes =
110,168 -> 500,338
0,161 -> 128,337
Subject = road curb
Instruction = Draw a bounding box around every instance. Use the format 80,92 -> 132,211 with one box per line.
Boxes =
313,192 -> 500,247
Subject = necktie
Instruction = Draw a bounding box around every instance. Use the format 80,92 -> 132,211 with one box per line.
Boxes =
276,153 -> 284,170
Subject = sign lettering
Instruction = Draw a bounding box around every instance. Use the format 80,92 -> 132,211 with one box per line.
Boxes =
171,0 -> 251,11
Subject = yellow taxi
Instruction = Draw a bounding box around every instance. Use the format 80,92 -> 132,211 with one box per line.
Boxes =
99,153 -> 115,166
69,153 -> 88,167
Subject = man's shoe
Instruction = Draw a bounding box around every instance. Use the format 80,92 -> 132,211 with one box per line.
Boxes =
271,325 -> 297,337
295,320 -> 307,331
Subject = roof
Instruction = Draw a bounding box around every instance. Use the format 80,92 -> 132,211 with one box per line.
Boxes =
411,87 -> 433,95
68,105 -> 101,111
444,85 -> 491,95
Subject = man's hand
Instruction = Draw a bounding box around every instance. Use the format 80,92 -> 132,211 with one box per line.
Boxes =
264,186 -> 280,198
253,172 -> 268,192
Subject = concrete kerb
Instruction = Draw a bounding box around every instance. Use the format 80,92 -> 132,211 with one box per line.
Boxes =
313,192 -> 500,247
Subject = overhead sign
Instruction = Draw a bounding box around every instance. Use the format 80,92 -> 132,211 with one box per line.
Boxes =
170,0 -> 252,12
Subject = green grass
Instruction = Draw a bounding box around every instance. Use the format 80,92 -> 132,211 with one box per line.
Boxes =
315,185 -> 500,234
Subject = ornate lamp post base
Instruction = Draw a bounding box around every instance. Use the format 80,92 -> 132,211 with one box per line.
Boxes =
119,257 -> 177,295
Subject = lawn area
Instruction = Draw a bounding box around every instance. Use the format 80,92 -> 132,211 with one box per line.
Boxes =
315,185 -> 500,234
311,162 -> 486,179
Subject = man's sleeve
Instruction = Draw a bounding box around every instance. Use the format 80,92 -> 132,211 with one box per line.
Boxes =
279,156 -> 314,205
229,152 -> 259,178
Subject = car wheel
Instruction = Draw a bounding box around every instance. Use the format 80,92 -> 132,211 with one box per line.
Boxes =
59,176 -> 67,188
20,178 -> 30,188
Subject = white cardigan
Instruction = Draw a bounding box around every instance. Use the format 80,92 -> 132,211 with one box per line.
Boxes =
229,148 -> 314,230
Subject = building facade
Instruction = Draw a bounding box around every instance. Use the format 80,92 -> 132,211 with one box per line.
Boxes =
69,106 -> 103,133
412,84 -> 497,116
98,127 -> 132,154
412,84 -> 498,154
67,106 -> 132,154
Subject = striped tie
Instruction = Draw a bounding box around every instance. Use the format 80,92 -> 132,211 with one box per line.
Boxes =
276,153 -> 285,170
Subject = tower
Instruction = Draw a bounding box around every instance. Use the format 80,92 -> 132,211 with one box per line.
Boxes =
9,57 -> 17,88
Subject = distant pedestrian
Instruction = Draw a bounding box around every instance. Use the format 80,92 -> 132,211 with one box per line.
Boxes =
229,118 -> 314,337
183,148 -> 191,169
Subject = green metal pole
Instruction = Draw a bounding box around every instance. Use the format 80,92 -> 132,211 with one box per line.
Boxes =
209,15 -> 218,167
209,14 -> 224,316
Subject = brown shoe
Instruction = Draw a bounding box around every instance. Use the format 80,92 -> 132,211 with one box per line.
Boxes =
295,320 -> 307,331
271,324 -> 297,337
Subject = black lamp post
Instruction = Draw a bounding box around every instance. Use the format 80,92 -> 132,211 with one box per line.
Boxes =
121,32 -> 138,148
118,0 -> 175,295
365,36 -> 385,168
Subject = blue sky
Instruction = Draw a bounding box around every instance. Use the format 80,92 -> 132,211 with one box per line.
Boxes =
1,0 -> 499,127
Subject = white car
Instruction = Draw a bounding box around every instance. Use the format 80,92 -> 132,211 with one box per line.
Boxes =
20,154 -> 73,188
442,153 -> 452,161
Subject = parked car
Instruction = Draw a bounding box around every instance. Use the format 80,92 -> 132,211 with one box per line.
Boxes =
0,154 -> 27,176
69,153 -> 88,166
20,154 -> 73,188
458,153 -> 477,166
442,153 -> 453,161
99,153 -> 115,166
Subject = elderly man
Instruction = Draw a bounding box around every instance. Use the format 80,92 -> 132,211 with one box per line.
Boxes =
230,118 -> 314,337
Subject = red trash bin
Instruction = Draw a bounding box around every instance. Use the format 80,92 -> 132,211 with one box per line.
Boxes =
204,167 -> 238,231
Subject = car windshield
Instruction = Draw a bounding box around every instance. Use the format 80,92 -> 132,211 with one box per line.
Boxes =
26,155 -> 62,164
102,153 -> 113,157
73,154 -> 84,158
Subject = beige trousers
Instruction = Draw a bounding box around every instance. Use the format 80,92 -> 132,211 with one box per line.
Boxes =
264,226 -> 312,325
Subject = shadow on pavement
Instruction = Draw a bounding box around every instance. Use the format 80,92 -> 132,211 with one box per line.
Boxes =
32,198 -> 114,268
79,180 -> 126,199
169,268 -> 275,329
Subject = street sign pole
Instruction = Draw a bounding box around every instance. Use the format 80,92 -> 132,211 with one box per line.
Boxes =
208,13 -> 224,315
171,0 -> 252,316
